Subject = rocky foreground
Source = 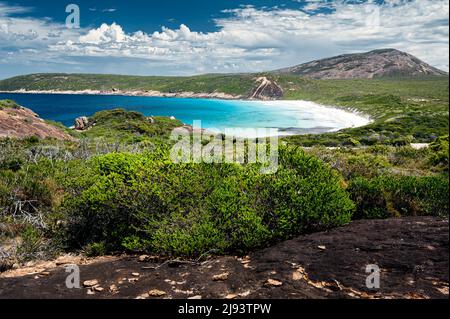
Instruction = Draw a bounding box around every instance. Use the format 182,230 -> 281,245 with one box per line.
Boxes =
0,217 -> 448,299
0,103 -> 73,141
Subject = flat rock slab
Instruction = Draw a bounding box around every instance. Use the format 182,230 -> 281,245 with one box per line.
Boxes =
0,217 -> 448,299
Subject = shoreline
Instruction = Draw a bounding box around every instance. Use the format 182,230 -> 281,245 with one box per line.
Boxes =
0,90 -> 373,137
0,89 -> 243,100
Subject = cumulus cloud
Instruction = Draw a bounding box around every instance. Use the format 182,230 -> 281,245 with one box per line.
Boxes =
0,0 -> 448,77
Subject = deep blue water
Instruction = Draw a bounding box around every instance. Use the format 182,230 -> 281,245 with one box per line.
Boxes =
0,93 -> 369,136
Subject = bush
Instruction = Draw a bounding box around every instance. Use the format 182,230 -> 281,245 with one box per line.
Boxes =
0,99 -> 21,110
60,147 -> 354,257
428,136 -> 449,171
348,174 -> 449,219
257,147 -> 354,238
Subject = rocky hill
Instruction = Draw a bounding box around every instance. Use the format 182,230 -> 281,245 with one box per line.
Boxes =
0,100 -> 73,140
273,49 -> 448,79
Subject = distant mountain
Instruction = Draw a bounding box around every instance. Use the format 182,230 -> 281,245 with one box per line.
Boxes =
0,49 -> 447,100
273,49 -> 448,79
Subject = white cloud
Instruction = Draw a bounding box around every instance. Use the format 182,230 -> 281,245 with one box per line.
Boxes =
0,0 -> 448,77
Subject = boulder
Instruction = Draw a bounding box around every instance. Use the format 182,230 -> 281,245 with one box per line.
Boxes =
250,77 -> 283,100
74,116 -> 90,131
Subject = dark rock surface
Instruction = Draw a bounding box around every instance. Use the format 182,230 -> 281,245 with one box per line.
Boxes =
0,217 -> 447,299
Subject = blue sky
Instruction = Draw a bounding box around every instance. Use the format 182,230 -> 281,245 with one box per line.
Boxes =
0,0 -> 448,78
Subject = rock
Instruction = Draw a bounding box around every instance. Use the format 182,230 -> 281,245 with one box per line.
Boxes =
94,286 -> 105,292
212,272 -> 229,281
225,294 -> 238,299
239,256 -> 251,264
132,272 -> 140,277
147,117 -> 155,124
170,116 -> 176,120
148,289 -> 167,297
83,279 -> 99,287
266,279 -> 283,287
74,116 -> 89,131
250,77 -> 283,100
87,289 -> 95,295
188,295 -> 203,300
173,289 -> 194,295
0,106 -> 74,140
109,284 -> 118,293
318,245 -> 327,251
55,255 -> 75,266
138,255 -> 149,262
292,269 -> 306,281
164,279 -> 177,285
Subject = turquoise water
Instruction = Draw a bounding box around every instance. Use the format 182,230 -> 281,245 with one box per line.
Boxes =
0,93 -> 370,136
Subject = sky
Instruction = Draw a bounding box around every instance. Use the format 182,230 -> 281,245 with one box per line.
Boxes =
0,0 -> 448,79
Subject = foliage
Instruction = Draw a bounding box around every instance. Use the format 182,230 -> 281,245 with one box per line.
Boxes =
60,147 -> 354,256
0,99 -> 21,110
281,76 -> 449,146
0,74 -> 255,96
348,175 -> 449,219
1,104 -> 448,262
427,135 -> 449,171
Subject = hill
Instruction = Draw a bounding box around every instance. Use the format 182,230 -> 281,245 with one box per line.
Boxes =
0,50 -> 447,98
273,49 -> 448,79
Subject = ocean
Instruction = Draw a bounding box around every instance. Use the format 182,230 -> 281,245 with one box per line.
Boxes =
0,93 -> 370,137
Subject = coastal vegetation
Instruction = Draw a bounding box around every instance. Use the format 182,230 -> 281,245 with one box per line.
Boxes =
0,55 -> 448,266
0,98 -> 448,265
1,74 -> 448,146
0,73 -> 255,96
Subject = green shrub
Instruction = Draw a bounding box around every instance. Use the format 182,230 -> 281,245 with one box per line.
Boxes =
0,158 -> 23,172
257,147 -> 354,238
16,226 -> 43,261
60,147 -> 354,257
84,242 -> 107,257
0,99 -> 21,110
428,136 -> 449,170
349,175 -> 449,219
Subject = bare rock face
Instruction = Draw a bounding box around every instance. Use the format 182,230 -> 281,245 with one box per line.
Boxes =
74,116 -> 89,131
274,49 -> 448,79
250,77 -> 284,100
0,104 -> 73,140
